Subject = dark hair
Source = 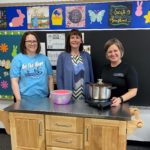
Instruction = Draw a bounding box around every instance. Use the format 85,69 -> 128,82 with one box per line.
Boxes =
66,29 -> 83,53
104,38 -> 124,57
20,31 -> 41,54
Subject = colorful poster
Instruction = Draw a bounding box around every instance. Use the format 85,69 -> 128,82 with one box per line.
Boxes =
86,3 -> 108,29
66,5 -> 86,28
108,3 -> 132,28
0,31 -> 23,99
49,5 -> 65,30
6,7 -> 27,30
132,1 -> 150,28
27,6 -> 50,29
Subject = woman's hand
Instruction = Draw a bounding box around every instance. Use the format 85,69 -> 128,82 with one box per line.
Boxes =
111,97 -> 122,106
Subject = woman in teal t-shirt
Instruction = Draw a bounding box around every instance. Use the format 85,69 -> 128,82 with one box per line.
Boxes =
10,31 -> 54,102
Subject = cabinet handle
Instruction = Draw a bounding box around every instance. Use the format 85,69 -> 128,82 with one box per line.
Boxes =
85,127 -> 89,142
55,139 -> 72,144
127,107 -> 144,135
55,123 -> 72,128
39,122 -> 43,136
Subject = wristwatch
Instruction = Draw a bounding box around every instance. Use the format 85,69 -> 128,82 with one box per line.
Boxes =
119,96 -> 124,103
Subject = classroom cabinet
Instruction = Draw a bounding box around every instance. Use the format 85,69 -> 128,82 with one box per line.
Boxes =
84,118 -> 127,150
9,113 -> 127,150
9,112 -> 45,150
45,115 -> 84,150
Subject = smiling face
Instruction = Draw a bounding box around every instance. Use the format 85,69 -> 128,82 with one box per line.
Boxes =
25,34 -> 38,56
106,44 -> 122,66
70,34 -> 82,51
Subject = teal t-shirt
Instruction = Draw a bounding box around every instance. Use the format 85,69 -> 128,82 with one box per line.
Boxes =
10,53 -> 53,98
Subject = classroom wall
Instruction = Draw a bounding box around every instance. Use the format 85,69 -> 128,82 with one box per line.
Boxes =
2,0 -> 148,99
0,0 -> 150,141
35,30 -> 150,107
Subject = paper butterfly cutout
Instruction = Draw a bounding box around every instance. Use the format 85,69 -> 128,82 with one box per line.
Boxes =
88,10 -> 105,24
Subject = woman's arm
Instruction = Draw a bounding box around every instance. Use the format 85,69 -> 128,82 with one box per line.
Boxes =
11,78 -> 21,102
111,88 -> 138,106
87,53 -> 94,82
121,88 -> 138,101
56,53 -> 64,89
49,75 -> 54,92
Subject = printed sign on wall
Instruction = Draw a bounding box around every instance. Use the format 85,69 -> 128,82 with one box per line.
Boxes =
47,51 -> 63,66
46,33 -> 65,49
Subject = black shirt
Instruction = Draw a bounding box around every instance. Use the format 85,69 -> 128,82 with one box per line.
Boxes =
101,62 -> 138,98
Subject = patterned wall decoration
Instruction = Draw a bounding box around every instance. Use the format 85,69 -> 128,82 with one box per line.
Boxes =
66,5 -> 86,28
0,1 -> 150,30
0,31 -> 24,99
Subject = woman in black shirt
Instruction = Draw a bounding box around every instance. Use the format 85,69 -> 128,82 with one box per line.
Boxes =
101,38 -> 138,106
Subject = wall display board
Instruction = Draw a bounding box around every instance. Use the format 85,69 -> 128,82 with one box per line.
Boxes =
0,31 -> 23,99
35,29 -> 150,106
1,1 -> 150,30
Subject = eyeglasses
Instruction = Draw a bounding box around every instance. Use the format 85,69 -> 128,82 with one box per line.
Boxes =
25,40 -> 37,44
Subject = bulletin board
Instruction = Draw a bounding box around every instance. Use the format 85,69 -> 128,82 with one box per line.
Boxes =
1,1 -> 150,30
0,31 -> 23,99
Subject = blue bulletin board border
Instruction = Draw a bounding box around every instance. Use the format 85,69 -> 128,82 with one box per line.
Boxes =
0,1 -> 150,30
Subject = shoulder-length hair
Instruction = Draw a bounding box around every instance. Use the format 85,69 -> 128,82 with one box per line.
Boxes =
66,29 -> 83,53
20,31 -> 41,54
